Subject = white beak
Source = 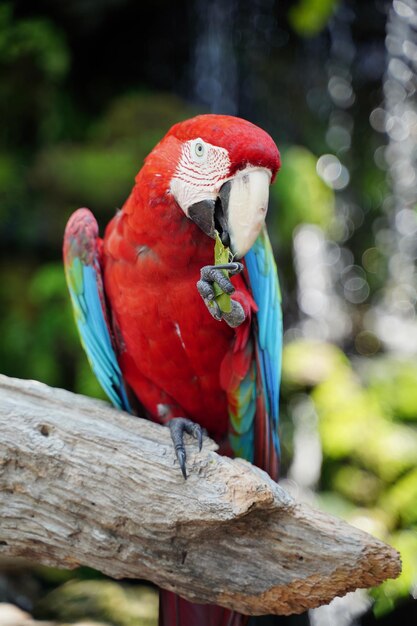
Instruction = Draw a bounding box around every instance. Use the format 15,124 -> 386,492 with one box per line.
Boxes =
227,167 -> 271,258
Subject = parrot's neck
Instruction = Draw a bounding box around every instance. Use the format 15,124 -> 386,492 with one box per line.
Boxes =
115,169 -> 213,271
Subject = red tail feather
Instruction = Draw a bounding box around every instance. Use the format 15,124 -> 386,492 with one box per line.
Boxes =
159,590 -> 249,626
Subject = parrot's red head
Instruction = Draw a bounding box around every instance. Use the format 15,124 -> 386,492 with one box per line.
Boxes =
141,114 -> 280,258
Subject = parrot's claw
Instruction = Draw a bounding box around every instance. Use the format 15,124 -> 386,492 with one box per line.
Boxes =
169,417 -> 203,479
197,263 -> 246,327
222,300 -> 246,327
198,263 -> 243,299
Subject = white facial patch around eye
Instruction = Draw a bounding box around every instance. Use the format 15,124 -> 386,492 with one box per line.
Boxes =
170,139 -> 231,214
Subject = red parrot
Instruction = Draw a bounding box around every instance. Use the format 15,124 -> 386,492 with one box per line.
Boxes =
64,114 -> 282,626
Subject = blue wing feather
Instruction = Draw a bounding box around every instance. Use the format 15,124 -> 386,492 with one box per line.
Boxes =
238,228 -> 282,465
229,428 -> 254,461
64,208 -> 132,413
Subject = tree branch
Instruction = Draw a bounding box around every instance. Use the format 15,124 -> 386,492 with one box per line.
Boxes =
0,374 -> 401,615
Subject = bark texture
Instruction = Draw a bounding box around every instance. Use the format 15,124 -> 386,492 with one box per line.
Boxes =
0,374 -> 401,615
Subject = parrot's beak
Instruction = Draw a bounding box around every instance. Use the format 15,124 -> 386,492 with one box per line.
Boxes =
221,167 -> 271,258
188,167 -> 271,258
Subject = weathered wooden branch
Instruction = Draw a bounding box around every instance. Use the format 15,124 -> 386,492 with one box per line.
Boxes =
0,374 -> 400,615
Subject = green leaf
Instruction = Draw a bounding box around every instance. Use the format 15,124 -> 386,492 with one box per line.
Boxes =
213,231 -> 232,314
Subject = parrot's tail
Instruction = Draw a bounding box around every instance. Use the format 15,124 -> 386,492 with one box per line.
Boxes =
159,590 -> 249,626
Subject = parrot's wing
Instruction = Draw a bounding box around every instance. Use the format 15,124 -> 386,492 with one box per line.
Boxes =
63,208 -> 132,412
227,227 -> 282,478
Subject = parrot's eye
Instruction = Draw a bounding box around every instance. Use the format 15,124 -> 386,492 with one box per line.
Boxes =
191,139 -> 206,162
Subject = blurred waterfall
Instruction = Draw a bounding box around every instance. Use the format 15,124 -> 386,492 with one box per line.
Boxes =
191,0 -> 275,116
192,0 -> 238,114
368,0 -> 417,353
293,4 -> 357,345
294,9 -> 371,625
293,225 -> 352,342
308,3 -> 417,623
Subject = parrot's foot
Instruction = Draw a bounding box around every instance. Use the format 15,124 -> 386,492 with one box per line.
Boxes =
169,417 -> 203,479
197,263 -> 246,328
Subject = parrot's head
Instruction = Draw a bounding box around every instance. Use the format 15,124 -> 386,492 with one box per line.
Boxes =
151,114 -> 280,258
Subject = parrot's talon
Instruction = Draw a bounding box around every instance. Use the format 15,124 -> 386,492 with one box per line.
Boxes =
200,266 -> 235,295
196,279 -> 215,301
223,300 -> 246,328
206,298 -> 222,321
176,448 -> 187,480
169,417 -> 204,479
198,263 -> 246,325
196,427 -> 203,452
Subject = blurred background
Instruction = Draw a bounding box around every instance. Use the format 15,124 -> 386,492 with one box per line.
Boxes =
1,0 -> 417,624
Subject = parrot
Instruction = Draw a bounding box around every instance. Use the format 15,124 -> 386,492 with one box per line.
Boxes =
63,114 -> 282,626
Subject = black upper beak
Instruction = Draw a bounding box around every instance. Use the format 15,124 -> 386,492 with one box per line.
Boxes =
188,199 -> 216,238
188,181 -> 231,248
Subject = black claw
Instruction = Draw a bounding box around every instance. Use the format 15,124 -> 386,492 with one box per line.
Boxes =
177,447 -> 187,479
214,262 -> 244,276
196,425 -> 203,452
169,417 -> 204,479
